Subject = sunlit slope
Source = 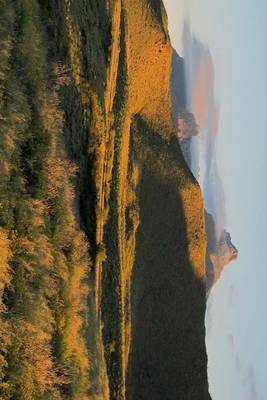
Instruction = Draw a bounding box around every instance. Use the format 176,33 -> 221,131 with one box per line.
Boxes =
0,0 -> 211,399
101,1 -> 210,398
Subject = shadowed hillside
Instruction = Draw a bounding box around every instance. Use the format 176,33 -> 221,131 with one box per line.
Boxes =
126,118 -> 210,400
0,0 -> 211,399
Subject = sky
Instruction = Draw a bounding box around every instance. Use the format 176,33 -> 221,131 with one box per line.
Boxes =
163,1 -> 267,399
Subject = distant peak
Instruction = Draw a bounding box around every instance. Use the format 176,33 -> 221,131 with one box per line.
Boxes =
205,212 -> 238,292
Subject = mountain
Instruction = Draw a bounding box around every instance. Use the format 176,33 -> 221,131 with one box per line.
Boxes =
0,1 -> 211,399
170,49 -> 238,295
205,212 -> 238,293
171,49 -> 199,167
171,49 -> 187,111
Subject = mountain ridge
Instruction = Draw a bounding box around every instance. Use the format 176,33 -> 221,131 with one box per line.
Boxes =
0,1 -> 211,399
171,47 -> 238,294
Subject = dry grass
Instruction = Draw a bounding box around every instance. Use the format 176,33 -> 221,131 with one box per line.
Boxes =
0,0 -> 210,399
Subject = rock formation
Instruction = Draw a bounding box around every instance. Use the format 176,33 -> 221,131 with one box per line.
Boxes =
205,213 -> 238,293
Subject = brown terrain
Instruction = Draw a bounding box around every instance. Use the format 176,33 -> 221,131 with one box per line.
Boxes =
0,0 -> 211,399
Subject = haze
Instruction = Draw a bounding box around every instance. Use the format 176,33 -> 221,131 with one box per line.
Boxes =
163,0 -> 267,399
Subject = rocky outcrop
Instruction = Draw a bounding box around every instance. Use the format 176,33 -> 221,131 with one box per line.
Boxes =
171,49 -> 200,167
177,108 -> 199,141
205,212 -> 238,292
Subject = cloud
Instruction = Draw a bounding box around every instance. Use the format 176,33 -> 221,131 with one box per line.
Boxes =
246,366 -> 257,400
228,284 -> 238,306
227,333 -> 241,372
227,333 -> 259,400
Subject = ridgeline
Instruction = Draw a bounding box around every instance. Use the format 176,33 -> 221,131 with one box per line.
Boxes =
0,1 -> 211,399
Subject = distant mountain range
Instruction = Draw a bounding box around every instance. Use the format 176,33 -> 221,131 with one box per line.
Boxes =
171,49 -> 238,293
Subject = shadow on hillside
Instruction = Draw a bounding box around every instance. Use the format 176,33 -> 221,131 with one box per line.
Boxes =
126,156 -> 210,399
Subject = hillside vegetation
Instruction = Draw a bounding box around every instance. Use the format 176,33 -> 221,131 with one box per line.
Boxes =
0,0 -> 211,399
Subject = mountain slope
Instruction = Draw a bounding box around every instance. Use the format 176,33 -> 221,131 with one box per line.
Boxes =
0,1 -> 211,399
